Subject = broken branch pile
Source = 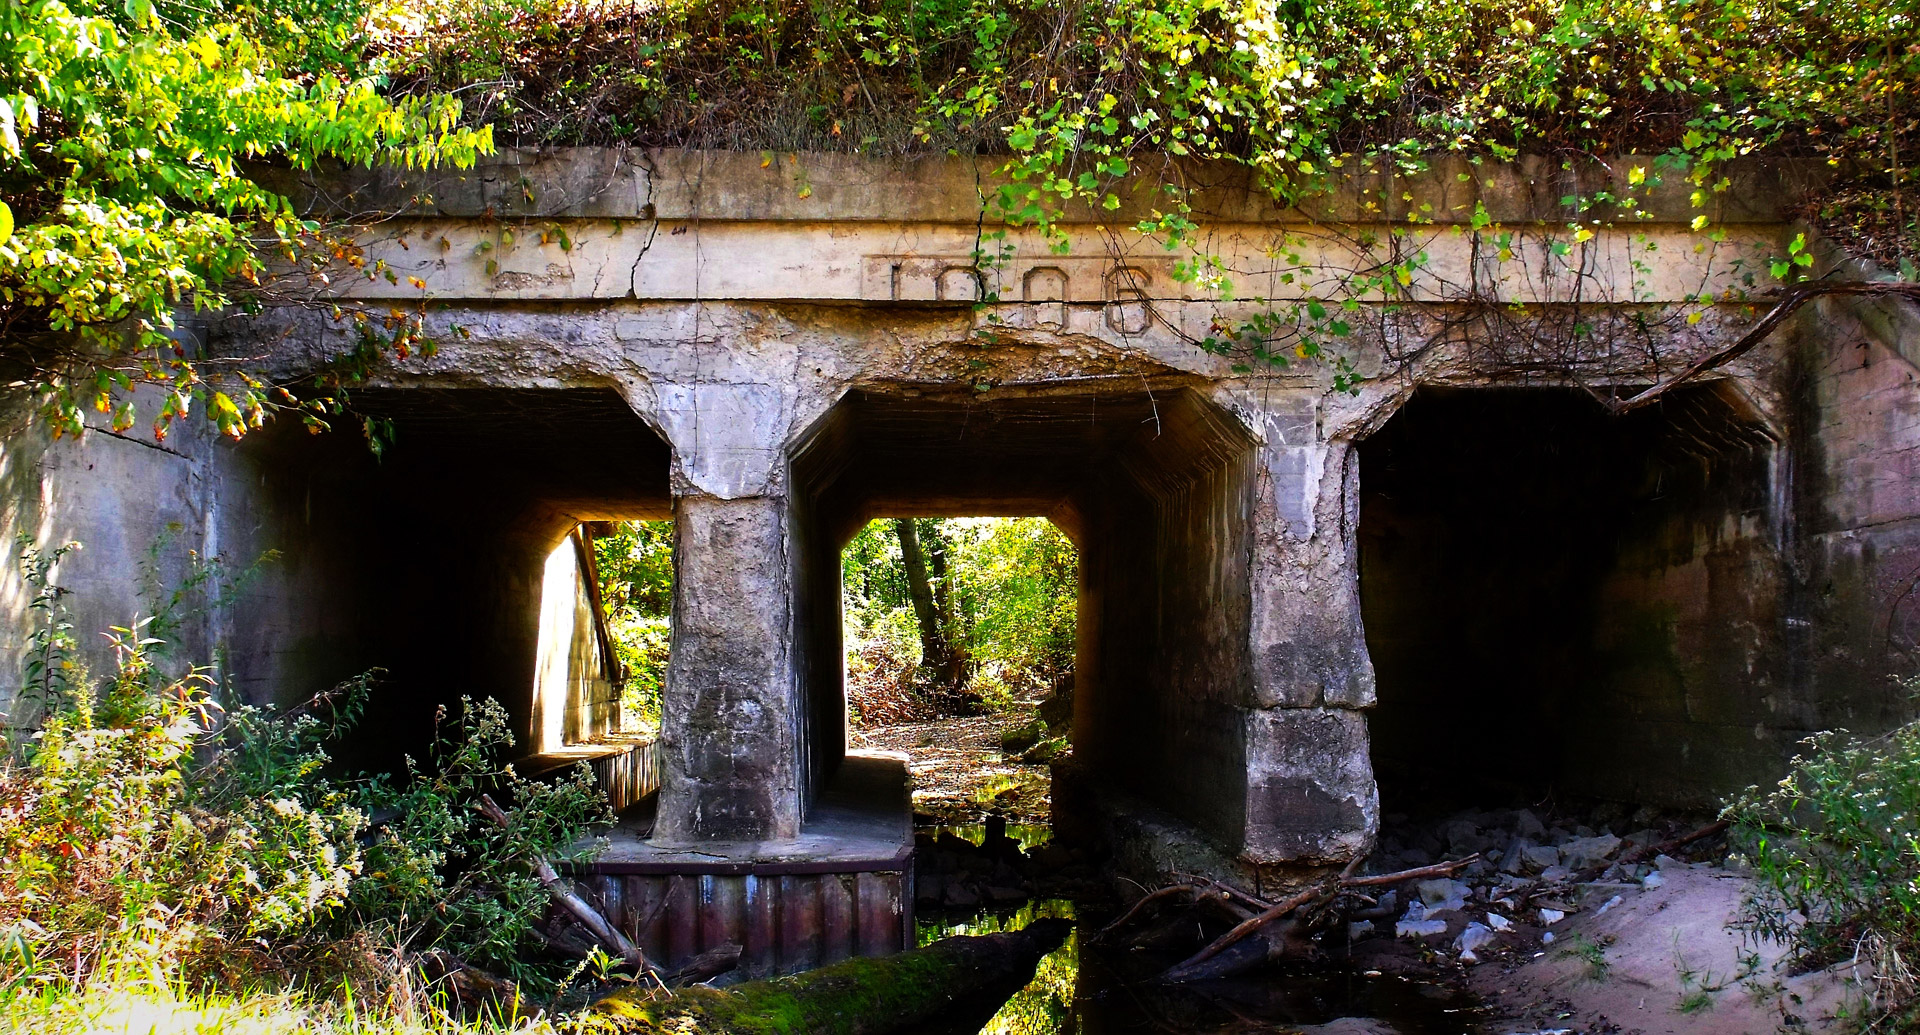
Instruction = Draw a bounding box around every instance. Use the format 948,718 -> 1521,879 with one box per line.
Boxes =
1097,856 -> 1482,983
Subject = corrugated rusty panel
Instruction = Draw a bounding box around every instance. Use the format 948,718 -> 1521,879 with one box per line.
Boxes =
523,739 -> 659,813
778,874 -> 822,973
565,866 -> 908,978
821,873 -> 857,965
742,876 -> 776,976
855,872 -> 899,958
588,875 -> 622,931
589,740 -> 658,812
627,875 -> 669,949
701,875 -> 746,954
665,874 -> 698,967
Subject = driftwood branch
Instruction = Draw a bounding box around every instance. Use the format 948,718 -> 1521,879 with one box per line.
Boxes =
1095,884 -> 1197,942
476,793 -> 654,974
1160,854 -> 1480,981
1608,281 -> 1920,415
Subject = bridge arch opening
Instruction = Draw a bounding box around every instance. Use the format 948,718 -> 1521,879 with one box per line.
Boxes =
1356,383 -> 1782,819
790,386 -> 1260,849
841,514 -> 1078,833
229,387 -> 674,776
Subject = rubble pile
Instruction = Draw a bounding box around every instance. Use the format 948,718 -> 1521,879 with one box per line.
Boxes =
1350,803 -> 1730,970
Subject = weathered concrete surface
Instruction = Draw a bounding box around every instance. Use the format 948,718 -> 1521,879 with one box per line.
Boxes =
656,495 -> 801,843
3,150 -> 1913,884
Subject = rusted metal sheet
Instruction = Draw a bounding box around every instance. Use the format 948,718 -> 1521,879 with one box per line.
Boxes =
551,753 -> 913,977
562,867 -> 910,977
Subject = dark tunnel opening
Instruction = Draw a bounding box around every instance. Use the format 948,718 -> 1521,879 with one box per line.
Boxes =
1358,384 -> 1782,816
227,387 -> 674,772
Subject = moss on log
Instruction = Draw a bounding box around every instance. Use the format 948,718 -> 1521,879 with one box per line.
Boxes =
585,919 -> 1073,1035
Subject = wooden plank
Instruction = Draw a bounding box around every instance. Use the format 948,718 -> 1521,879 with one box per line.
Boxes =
855,871 -> 902,957
665,874 -> 698,968
821,874 -> 855,965
778,874 -> 822,973
742,875 -> 776,977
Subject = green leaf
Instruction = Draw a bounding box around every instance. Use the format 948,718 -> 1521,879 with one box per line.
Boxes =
0,201 -> 11,248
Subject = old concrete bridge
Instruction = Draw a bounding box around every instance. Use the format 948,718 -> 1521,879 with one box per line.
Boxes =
5,150 -> 1918,973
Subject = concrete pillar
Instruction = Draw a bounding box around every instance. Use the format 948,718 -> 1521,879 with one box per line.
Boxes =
654,494 -> 800,843
646,382 -> 803,844
1243,409 -> 1379,865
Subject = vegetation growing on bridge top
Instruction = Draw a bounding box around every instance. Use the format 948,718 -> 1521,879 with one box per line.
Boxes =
1,0 -> 1917,438
379,0 -> 1917,250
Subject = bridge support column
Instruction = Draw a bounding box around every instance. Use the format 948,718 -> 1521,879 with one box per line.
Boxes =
653,492 -> 801,843
1244,421 -> 1380,866
645,381 -> 802,845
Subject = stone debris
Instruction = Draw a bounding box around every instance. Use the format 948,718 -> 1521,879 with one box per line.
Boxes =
1355,800 -> 1731,969
1454,921 -> 1496,962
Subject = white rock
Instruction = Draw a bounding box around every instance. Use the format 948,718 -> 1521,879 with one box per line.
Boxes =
1641,871 -> 1665,889
1538,907 -> 1566,926
1486,912 -> 1513,931
1417,877 -> 1469,915
1593,894 -> 1625,916
1455,922 -> 1496,962
1561,834 -> 1622,869
1397,918 -> 1449,938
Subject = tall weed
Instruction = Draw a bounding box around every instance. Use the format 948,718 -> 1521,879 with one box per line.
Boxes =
1728,701 -> 1920,1030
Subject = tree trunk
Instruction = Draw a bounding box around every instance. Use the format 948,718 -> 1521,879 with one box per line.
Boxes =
590,920 -> 1072,1035
894,518 -> 957,689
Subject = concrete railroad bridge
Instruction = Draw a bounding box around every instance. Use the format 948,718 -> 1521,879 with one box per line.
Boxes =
5,150 -> 1919,977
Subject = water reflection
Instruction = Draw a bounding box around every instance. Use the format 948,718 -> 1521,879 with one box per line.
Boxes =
919,900 -> 1077,1034
920,901 -> 1484,1035
924,820 -> 1055,853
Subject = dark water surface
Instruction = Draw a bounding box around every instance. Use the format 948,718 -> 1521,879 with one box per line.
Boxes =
921,900 -> 1485,1035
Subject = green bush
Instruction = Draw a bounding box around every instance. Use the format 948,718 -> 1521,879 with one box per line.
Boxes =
1728,711 -> 1920,1029
841,517 -> 1076,724
0,619 -> 369,981
1,539 -> 614,1006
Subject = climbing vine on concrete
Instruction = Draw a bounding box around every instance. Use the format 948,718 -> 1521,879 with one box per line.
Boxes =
6,0 -> 1919,438
375,0 -> 1917,390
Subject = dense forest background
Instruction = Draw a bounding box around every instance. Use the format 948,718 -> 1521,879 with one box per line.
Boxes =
591,516 -> 1078,734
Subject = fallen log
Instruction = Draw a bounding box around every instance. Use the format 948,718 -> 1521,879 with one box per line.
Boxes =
590,919 -> 1074,1035
660,943 -> 743,987
475,794 -> 654,975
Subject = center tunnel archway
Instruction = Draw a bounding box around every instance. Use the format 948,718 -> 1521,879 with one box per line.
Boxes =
789,386 -> 1260,849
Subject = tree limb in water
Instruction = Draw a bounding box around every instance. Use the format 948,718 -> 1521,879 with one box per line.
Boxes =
1160,855 -> 1481,981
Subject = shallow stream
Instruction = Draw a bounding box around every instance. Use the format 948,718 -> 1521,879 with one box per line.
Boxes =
919,898 -> 1485,1035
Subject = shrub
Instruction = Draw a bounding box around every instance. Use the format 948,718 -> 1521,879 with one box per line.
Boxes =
0,620 -> 368,983
1,538 -> 615,1009
344,697 -> 611,987
1727,710 -> 1920,1029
